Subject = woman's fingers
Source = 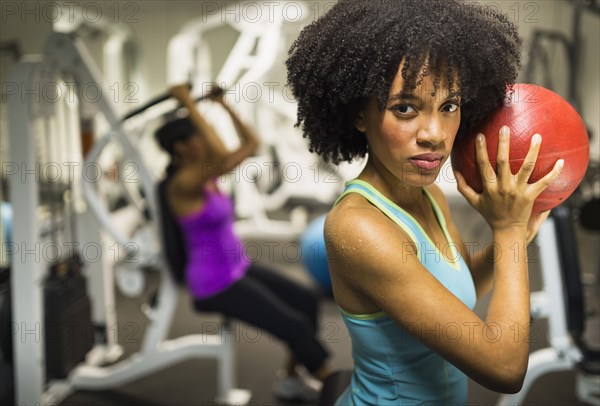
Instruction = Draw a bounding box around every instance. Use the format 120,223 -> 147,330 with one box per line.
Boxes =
496,126 -> 512,184
530,158 -> 565,197
475,134 -> 497,187
455,170 -> 480,207
516,134 -> 542,184
460,126 -> 564,229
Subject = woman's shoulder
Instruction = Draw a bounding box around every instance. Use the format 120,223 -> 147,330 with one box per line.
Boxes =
167,165 -> 208,194
325,191 -> 415,258
326,192 -> 380,234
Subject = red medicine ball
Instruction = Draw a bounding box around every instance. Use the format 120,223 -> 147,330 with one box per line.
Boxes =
452,83 -> 590,214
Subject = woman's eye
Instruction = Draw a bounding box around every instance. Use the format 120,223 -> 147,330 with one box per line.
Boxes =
392,104 -> 416,114
442,103 -> 460,113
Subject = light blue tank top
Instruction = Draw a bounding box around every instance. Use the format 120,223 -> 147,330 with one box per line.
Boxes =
334,180 -> 477,406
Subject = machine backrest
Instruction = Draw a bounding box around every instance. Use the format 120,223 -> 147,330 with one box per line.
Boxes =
156,179 -> 188,285
552,205 -> 585,343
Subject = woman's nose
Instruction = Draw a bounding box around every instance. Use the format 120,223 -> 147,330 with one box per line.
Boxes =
416,115 -> 447,146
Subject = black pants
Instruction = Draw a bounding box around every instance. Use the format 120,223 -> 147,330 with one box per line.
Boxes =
193,264 -> 329,373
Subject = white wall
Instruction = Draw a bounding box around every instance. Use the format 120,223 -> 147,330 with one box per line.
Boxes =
580,8 -> 600,161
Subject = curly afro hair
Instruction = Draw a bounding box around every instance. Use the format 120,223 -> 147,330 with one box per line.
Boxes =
155,117 -> 195,156
286,0 -> 522,165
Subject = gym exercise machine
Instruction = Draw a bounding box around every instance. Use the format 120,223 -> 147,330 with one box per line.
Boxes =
7,29 -> 250,405
496,205 -> 599,405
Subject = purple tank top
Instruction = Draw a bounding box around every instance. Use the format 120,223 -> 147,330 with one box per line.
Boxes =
177,188 -> 249,298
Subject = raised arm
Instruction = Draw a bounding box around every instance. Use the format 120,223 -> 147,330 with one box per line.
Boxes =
212,94 -> 260,174
170,84 -> 229,161
170,84 -> 259,181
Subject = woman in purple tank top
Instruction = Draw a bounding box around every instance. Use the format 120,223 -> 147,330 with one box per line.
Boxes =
155,84 -> 331,402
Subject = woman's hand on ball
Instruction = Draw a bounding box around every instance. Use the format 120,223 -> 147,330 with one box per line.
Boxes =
455,126 -> 564,232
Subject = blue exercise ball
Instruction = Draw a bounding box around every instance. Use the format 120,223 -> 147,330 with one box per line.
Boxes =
1,202 -> 12,244
1,201 -> 12,266
300,214 -> 331,293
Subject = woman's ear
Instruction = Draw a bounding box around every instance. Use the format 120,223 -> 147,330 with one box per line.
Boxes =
355,111 -> 367,133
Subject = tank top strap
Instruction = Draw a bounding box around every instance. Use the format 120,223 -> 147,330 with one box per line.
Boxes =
335,179 -> 460,269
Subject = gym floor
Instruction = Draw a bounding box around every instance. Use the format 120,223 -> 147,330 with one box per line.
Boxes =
62,205 -> 600,406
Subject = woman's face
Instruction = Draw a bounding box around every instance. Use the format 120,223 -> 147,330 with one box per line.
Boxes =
356,66 -> 461,187
177,133 -> 207,160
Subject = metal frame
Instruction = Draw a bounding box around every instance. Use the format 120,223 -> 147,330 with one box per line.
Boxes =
8,55 -> 49,404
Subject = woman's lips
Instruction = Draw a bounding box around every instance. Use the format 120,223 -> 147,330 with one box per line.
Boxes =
410,154 -> 444,170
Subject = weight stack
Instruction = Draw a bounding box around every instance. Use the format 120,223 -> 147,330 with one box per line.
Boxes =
44,269 -> 94,380
0,268 -> 14,405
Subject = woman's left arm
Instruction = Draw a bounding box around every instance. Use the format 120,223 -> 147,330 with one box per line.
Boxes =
211,98 -> 260,174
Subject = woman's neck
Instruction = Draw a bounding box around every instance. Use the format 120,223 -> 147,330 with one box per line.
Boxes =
358,157 -> 428,213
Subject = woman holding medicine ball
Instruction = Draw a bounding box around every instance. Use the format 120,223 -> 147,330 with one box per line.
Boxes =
286,0 -> 564,404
